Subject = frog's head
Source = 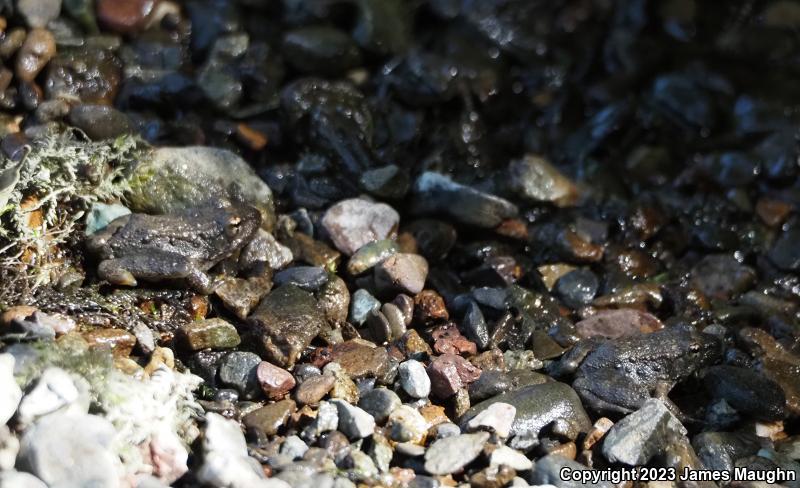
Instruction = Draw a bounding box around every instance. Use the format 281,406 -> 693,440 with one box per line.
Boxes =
682,325 -> 724,368
221,203 -> 261,249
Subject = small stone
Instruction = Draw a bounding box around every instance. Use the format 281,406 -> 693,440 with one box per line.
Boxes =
414,290 -> 449,323
397,329 -> 432,360
322,198 -> 400,255
302,400 -> 339,439
218,351 -> 261,399
215,276 -> 272,320
273,266 -> 329,291
18,0 -> 62,28
399,359 -> 431,399
424,432 -> 490,475
574,309 -> 663,340
427,353 -> 481,398
295,374 -> 336,405
554,268 -> 599,309
332,399 -> 376,439
324,362 -> 360,404
281,435 -> 309,460
690,254 -> 757,300
360,164 -> 410,199
582,417 -> 614,450
703,365 -> 786,421
470,464 -> 517,488
68,104 -> 132,140
466,402 -> 516,438
317,276 -> 350,327
381,303 -> 407,340
531,454 -> 612,488
358,387 -> 401,424
349,289 -> 381,326
242,399 -> 297,437
508,154 -> 578,207
387,404 -> 429,444
432,323 -> 477,356
374,253 -> 429,295
15,28 -> 56,83
366,309 -> 392,344
178,318 -> 241,351
602,398 -> 687,465
0,354 -> 22,425
396,442 -> 425,457
96,0 -> 156,33
241,229 -> 293,271
200,413 -> 274,488
462,301 -> 490,351
83,328 -> 136,357
85,202 -> 131,235
490,445 -> 533,471
17,413 -> 120,487
347,239 -> 399,275
257,362 -> 296,401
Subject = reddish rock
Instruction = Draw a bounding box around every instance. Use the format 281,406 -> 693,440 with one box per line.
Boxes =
309,346 -> 334,369
256,361 -> 296,400
431,323 -> 477,356
574,309 -> 663,340
83,328 -> 137,357
427,354 -> 481,398
413,290 -> 449,323
97,0 -> 157,34
394,329 -> 432,360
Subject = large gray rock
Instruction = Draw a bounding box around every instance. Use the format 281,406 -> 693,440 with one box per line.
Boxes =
460,383 -> 591,441
0,354 -> 21,425
16,412 -> 121,488
602,398 -> 687,465
248,285 -> 325,368
127,146 -> 275,230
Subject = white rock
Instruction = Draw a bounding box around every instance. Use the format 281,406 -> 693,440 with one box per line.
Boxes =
490,445 -> 533,471
17,412 -> 122,488
0,470 -> 48,488
331,400 -> 376,439
203,412 -> 248,457
398,360 -> 431,399
0,424 -> 20,470
0,353 -> 22,424
424,432 -> 490,475
17,367 -> 89,425
466,402 -> 516,438
321,198 -> 399,255
386,405 -> 428,444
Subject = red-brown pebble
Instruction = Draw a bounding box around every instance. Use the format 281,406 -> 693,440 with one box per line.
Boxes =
256,361 -> 296,401
15,28 -> 55,83
97,0 -> 157,34
431,323 -> 477,356
427,353 -> 481,398
413,290 -> 449,323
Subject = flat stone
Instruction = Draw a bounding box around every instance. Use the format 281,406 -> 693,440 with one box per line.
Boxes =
17,412 -> 120,488
0,354 -> 22,425
215,276 -> 273,320
322,198 -> 400,255
218,351 -> 262,399
330,340 -> 392,381
427,353 -> 481,398
331,399 -> 375,440
295,374 -> 336,405
398,359 -> 431,399
257,361 -> 296,401
178,318 -> 241,351
602,398 -> 687,465
574,309 -> 663,340
273,266 -> 329,291
466,402 -> 516,438
374,253 -> 429,295
249,285 -> 326,368
83,328 -> 136,357
424,432 -> 490,475
242,399 -> 297,437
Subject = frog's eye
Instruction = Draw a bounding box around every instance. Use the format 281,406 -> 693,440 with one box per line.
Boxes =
225,217 -> 243,236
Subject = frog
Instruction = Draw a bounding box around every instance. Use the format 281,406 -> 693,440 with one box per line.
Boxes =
86,202 -> 261,294
552,324 -> 722,417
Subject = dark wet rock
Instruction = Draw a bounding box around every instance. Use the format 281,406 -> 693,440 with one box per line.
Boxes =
273,266 -> 328,291
366,309 -> 392,343
374,253 -> 428,295
381,303 -> 407,340
177,318 -> 240,351
461,383 -> 591,442
738,327 -> 800,415
410,172 -> 518,228
703,365 -> 786,421
424,431 -> 489,475
358,387 -> 401,424
257,361 -> 296,401
690,254 -> 756,300
68,105 -> 132,140
554,268 -> 599,309
427,353 -> 481,398
283,26 -> 361,76
321,198 -> 399,255
461,301 -> 490,351
45,46 -> 121,104
218,351 -> 261,399
602,399 -> 687,465
242,399 -> 296,438
349,289 -> 381,326
359,165 -> 410,200
248,285 -> 325,368
346,239 -> 398,276
769,228 -> 800,271
574,309 -> 663,340
692,431 -> 761,472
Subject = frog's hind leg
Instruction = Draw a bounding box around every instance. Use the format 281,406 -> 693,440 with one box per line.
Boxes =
97,259 -> 137,286
573,369 -> 648,416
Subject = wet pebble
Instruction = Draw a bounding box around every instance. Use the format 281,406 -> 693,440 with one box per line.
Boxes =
462,301 -> 490,350
554,268 -> 598,309
257,361 -> 296,401
374,253 -> 429,295
177,318 -> 241,351
242,399 -> 296,438
424,431 -> 490,475
16,28 -> 56,83
322,198 -> 399,255
399,359 -> 431,399
68,105 -> 132,140
218,351 -> 261,399
703,365 -> 786,421
357,387 -> 401,424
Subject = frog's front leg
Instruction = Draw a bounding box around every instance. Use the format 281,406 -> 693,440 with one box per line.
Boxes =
97,258 -> 138,286
549,339 -> 600,378
185,265 -> 218,294
652,381 -> 697,424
